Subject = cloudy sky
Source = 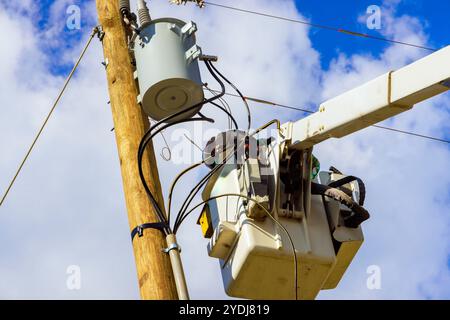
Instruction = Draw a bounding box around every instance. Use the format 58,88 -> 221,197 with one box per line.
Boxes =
0,0 -> 449,299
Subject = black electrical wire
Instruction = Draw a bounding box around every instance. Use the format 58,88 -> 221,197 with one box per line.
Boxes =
198,100 -> 238,129
173,136 -> 246,233
168,116 -> 236,230
137,60 -> 225,193
217,96 -> 234,130
205,86 -> 235,130
138,117 -> 215,234
173,165 -> 219,233
137,60 -> 227,232
174,120 -> 283,233
173,130 -> 252,232
168,99 -> 239,229
197,111 -> 208,119
208,62 -> 252,131
173,155 -> 225,232
208,101 -> 239,130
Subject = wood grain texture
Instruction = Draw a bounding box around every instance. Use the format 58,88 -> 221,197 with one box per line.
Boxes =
96,0 -> 178,300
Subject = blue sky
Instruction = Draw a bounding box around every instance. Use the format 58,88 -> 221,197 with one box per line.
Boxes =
0,0 -> 449,299
294,0 -> 449,66
23,0 -> 95,76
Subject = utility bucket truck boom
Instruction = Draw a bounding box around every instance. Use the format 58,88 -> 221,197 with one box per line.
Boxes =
199,46 -> 450,300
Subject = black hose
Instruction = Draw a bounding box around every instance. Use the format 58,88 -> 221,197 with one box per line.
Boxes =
311,182 -> 370,228
327,175 -> 366,206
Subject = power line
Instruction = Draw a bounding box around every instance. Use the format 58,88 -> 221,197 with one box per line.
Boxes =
0,27 -> 101,207
371,124 -> 450,144
204,89 -> 315,114
205,89 -> 450,144
203,1 -> 437,52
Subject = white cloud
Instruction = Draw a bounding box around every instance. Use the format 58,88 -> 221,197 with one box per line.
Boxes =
0,0 -> 448,300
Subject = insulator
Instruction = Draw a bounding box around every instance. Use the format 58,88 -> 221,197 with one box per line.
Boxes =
137,0 -> 151,27
119,0 -> 130,14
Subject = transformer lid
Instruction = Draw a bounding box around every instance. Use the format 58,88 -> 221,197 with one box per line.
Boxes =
142,77 -> 204,122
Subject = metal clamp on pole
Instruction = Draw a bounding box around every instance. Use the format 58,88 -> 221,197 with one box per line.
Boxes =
130,222 -> 169,241
163,242 -> 182,254
94,25 -> 105,42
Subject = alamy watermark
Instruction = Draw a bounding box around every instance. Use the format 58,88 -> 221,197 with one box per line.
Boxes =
66,4 -> 81,30
66,265 -> 81,290
366,265 -> 382,290
366,5 -> 382,30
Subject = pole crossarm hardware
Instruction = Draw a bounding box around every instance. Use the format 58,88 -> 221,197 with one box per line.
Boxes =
282,46 -> 450,150
170,0 -> 205,8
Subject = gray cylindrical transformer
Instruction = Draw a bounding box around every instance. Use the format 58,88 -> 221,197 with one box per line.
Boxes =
134,18 -> 204,122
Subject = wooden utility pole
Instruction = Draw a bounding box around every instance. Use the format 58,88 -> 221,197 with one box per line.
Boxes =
96,0 -> 178,300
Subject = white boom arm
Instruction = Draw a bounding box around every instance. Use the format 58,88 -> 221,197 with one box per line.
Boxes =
282,45 -> 450,150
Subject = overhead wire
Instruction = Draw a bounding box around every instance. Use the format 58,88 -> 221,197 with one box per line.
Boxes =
167,5 -> 447,233
371,124 -> 450,144
192,3 -> 447,143
167,160 -> 204,226
205,89 -> 316,114
203,1 -> 437,52
0,27 -> 100,208
207,101 -> 239,130
205,86 -> 235,130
